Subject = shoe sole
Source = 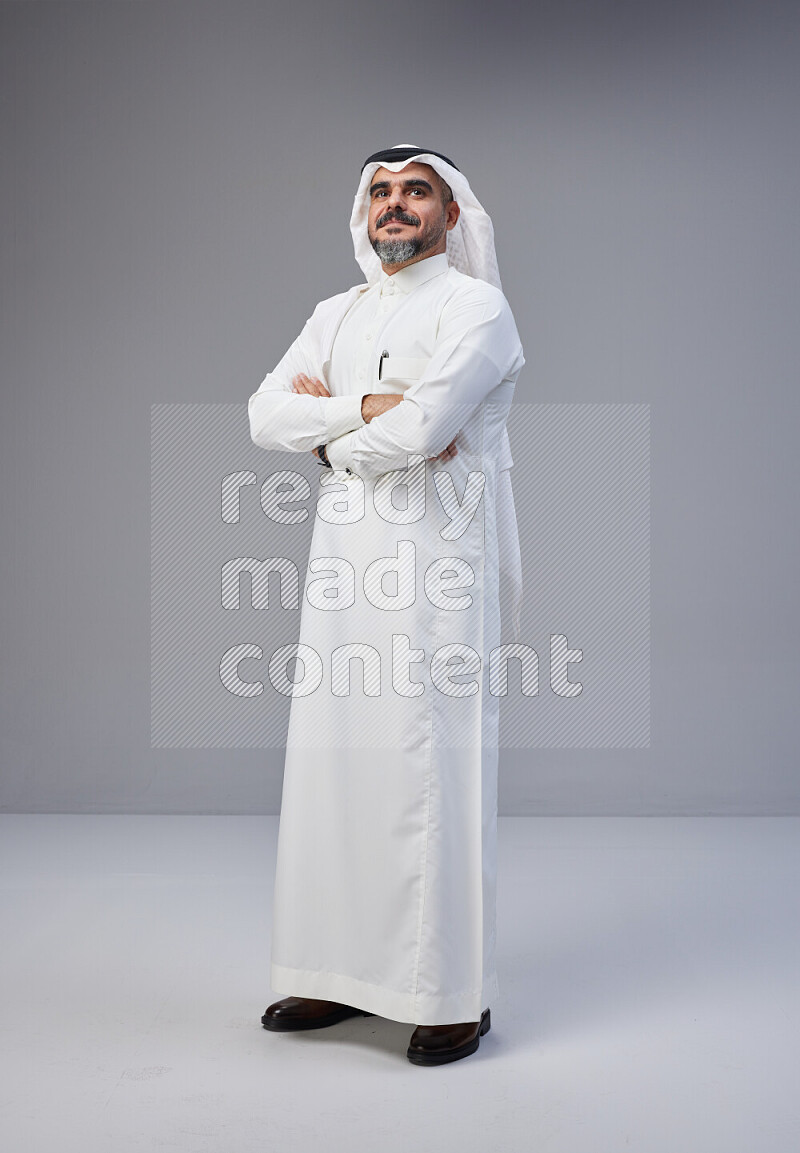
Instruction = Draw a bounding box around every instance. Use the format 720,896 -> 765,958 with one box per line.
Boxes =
261,1006 -> 374,1032
406,1007 -> 491,1066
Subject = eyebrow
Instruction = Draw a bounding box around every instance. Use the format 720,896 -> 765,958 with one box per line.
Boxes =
369,178 -> 435,195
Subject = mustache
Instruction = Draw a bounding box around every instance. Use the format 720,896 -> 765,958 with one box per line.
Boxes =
376,210 -> 421,228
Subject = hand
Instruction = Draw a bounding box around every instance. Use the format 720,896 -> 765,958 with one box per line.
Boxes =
361,393 -> 404,423
292,373 -> 331,398
428,435 -> 459,462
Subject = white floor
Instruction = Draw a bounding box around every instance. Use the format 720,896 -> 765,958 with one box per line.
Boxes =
0,815 -> 798,1153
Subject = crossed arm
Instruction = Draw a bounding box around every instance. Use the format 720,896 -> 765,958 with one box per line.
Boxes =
291,373 -> 459,463
321,291 -> 522,478
248,287 -> 521,475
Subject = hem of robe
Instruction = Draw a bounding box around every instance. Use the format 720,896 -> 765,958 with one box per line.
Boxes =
270,962 -> 500,1026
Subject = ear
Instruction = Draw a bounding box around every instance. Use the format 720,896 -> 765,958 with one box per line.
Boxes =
445,201 -> 461,231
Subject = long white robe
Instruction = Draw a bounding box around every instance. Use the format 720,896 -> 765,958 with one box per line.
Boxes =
248,252 -> 524,1024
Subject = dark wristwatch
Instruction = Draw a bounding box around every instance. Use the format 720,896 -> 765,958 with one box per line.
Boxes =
315,443 -> 332,468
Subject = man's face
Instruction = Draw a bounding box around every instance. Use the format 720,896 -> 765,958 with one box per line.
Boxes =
367,162 -> 459,271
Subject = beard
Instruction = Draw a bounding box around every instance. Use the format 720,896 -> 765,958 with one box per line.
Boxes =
371,237 -> 420,264
370,210 -> 447,265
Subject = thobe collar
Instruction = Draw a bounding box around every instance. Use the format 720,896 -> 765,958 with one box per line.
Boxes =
378,251 -> 449,297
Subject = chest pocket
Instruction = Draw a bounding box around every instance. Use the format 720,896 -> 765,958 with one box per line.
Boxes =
378,356 -> 429,393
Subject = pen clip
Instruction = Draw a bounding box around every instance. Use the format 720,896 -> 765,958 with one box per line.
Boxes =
378,350 -> 389,381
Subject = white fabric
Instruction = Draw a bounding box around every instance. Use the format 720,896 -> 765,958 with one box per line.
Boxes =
247,160 -> 525,1025
327,253 -> 446,405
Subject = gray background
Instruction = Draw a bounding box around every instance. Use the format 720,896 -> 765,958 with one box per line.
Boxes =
1,0 -> 797,814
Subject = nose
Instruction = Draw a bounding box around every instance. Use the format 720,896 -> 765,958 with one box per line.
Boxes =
386,184 -> 408,210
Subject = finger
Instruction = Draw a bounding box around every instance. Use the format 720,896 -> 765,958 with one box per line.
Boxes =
297,375 -> 330,398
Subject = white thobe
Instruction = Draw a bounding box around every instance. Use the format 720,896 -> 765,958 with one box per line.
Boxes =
248,251 -> 524,1024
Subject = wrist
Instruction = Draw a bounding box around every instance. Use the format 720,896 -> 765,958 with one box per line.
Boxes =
361,394 -> 398,423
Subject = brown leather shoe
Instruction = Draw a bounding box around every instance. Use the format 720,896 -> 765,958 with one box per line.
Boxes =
406,1007 -> 491,1065
261,996 -> 374,1031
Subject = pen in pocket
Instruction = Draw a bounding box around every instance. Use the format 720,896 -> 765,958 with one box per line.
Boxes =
378,350 -> 389,380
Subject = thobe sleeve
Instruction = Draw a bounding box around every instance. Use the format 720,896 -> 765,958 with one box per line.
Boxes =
248,310 -> 366,453
325,286 -> 524,478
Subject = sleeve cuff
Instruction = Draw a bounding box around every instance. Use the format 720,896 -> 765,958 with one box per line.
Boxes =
325,429 -> 358,474
324,394 -> 366,442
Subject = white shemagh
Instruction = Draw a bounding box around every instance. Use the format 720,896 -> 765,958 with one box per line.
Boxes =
351,146 -> 503,291
351,145 -> 523,640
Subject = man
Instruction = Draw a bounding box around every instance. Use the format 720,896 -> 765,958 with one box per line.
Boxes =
248,145 -> 524,1066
